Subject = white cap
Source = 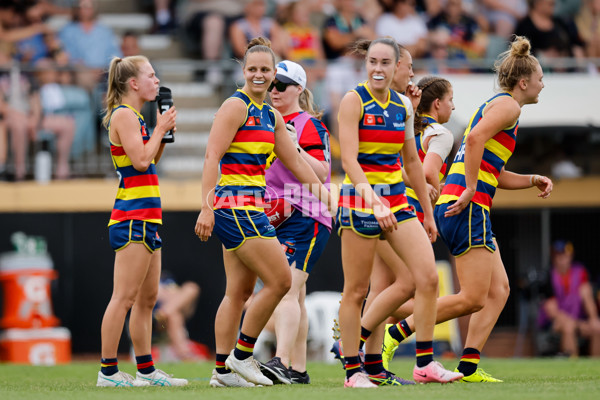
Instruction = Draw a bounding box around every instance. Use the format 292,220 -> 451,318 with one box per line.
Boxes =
275,60 -> 307,90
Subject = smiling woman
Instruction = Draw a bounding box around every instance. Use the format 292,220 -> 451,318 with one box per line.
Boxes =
194,37 -> 333,388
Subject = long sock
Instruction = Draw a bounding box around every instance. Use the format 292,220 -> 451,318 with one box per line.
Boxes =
233,332 -> 257,361
216,353 -> 230,375
389,320 -> 413,343
136,354 -> 155,375
364,353 -> 385,375
457,348 -> 480,376
344,355 -> 362,379
415,341 -> 433,368
100,357 -> 118,376
359,326 -> 371,350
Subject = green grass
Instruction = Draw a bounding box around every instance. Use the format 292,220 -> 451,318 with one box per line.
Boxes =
1,358 -> 600,400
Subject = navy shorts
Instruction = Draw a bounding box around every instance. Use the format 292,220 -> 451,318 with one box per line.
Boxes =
276,209 -> 331,274
213,208 -> 277,251
335,206 -> 417,238
109,220 -> 162,253
434,201 -> 496,257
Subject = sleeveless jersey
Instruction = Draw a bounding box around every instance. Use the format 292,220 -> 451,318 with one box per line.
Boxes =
405,115 -> 449,203
437,92 -> 518,211
108,104 -> 161,226
265,111 -> 332,229
338,82 -> 410,214
214,90 -> 276,211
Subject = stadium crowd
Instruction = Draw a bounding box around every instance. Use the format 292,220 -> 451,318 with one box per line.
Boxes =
0,0 -> 598,181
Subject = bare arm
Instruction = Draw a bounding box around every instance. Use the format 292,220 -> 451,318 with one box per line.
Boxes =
445,97 -> 521,216
579,282 -> 600,322
402,137 -> 437,242
195,99 -> 247,241
111,106 -> 176,172
274,111 -> 332,211
339,92 -> 397,231
497,168 -> 553,198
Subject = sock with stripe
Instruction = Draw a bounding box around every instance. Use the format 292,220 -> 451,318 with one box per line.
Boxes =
344,355 -> 362,379
215,353 -> 230,375
364,353 -> 385,375
415,341 -> 433,368
100,357 -> 118,376
136,354 -> 155,375
389,320 -> 413,343
233,332 -> 257,361
457,348 -> 480,376
358,326 -> 371,350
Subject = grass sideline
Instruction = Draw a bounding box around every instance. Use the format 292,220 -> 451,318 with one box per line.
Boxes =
1,358 -> 599,400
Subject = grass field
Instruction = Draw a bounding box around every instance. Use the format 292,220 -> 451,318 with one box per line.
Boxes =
1,358 -> 600,400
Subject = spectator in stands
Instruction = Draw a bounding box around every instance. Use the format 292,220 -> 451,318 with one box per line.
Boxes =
321,0 -> 375,141
575,0 -> 600,68
514,0 -> 586,69
230,0 -> 287,60
281,1 -> 326,87
477,0 -> 528,39
375,0 -> 428,59
59,0 -> 121,89
538,240 -> 600,357
151,0 -> 176,33
121,31 -> 141,57
427,0 -> 488,70
181,0 -> 244,60
153,271 -> 201,361
0,1 -> 50,63
0,59 -> 75,180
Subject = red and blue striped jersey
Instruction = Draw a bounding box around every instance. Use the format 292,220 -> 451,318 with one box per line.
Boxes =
108,104 -> 161,226
438,92 -> 518,211
214,90 -> 277,211
405,115 -> 449,221
338,82 -> 410,213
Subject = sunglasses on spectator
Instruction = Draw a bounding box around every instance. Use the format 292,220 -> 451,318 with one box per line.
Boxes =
268,81 -> 298,92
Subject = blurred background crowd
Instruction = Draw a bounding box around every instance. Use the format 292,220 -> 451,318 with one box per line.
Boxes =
0,0 -> 598,182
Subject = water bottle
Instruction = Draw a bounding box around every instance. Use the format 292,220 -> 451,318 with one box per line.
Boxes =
157,86 -> 174,143
34,139 -> 52,184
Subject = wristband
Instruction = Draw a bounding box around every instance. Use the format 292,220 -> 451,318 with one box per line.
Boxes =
530,175 -> 539,186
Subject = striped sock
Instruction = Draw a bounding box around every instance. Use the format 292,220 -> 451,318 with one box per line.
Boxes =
215,353 -> 230,375
100,357 -> 118,376
233,332 -> 257,361
359,326 -> 371,350
416,341 -> 433,368
389,320 -> 413,343
364,353 -> 385,375
344,355 -> 362,379
457,348 -> 480,376
136,354 -> 155,375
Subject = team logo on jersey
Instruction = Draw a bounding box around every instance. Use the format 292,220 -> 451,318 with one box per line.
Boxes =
246,116 -> 261,126
141,125 -> 147,137
364,114 -> 385,126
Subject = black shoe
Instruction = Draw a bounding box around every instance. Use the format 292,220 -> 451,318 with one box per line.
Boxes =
259,357 -> 292,384
289,367 -> 310,384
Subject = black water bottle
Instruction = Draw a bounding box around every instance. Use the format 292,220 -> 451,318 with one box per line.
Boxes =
157,86 -> 174,143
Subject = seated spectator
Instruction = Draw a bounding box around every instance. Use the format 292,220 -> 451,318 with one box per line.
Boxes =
538,240 -> 600,357
59,0 -> 121,90
153,271 -> 202,361
575,0 -> 600,67
120,31 -> 141,57
0,1 -> 49,64
321,0 -> 375,142
375,0 -> 428,59
515,0 -> 586,70
229,0 -> 287,59
477,0 -> 528,39
281,1 -> 326,86
182,0 -> 244,60
0,60 -> 75,180
427,0 -> 487,70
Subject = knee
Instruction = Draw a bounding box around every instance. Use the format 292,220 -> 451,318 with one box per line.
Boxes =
137,289 -> 159,310
414,268 -> 439,294
460,292 -> 486,314
491,279 -> 510,303
343,283 -> 370,305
